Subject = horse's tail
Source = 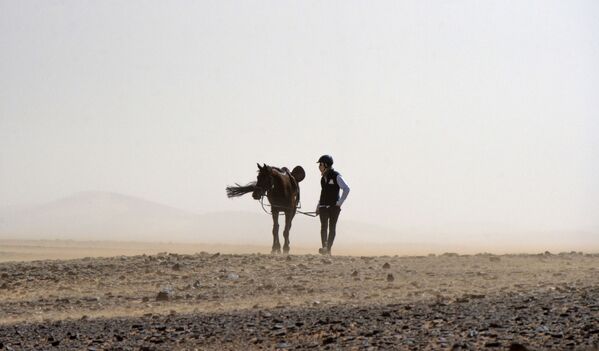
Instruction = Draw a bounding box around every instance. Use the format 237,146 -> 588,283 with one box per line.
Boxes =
226,182 -> 257,198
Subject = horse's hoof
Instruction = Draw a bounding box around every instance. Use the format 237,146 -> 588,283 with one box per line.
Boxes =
271,249 -> 281,255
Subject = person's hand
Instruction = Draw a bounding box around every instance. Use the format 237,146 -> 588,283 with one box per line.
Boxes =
315,207 -> 320,216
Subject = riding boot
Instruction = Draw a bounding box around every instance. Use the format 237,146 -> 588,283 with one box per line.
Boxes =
320,232 -> 328,253
326,235 -> 336,256
319,207 -> 330,255
325,206 -> 340,256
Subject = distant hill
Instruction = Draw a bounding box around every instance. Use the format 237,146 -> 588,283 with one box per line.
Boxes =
0,192 -> 404,247
0,192 -> 199,242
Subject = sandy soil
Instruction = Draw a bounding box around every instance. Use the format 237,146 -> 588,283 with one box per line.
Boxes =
0,242 -> 597,350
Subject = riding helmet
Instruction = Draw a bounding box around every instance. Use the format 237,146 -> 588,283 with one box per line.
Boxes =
317,155 -> 334,167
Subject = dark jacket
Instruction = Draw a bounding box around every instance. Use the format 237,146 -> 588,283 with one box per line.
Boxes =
319,169 -> 340,207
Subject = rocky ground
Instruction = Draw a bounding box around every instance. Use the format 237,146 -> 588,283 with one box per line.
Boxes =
0,251 -> 598,350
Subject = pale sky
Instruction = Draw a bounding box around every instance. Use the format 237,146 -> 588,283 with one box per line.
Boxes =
1,0 -> 598,233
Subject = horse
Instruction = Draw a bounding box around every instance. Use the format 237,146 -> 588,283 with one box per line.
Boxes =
226,163 -> 305,254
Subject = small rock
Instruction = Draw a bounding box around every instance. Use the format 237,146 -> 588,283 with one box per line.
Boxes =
227,273 -> 239,280
535,325 -> 549,333
322,336 -> 336,345
172,263 -> 181,271
351,270 -> 359,277
509,343 -> 529,351
484,341 -> 501,347
386,274 -> 395,282
156,289 -> 172,301
468,294 -> 486,299
382,262 -> 391,269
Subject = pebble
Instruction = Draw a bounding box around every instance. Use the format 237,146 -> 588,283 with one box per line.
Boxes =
156,289 -> 172,301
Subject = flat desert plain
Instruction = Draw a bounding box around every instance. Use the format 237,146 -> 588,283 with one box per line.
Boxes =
0,241 -> 598,350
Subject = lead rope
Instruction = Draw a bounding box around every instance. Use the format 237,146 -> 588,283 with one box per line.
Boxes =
260,195 -> 318,217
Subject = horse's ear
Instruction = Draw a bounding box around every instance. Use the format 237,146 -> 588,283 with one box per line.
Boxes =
263,163 -> 267,169
257,163 -> 262,170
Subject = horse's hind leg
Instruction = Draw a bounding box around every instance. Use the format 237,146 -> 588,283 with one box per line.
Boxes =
282,210 -> 295,254
271,210 -> 281,254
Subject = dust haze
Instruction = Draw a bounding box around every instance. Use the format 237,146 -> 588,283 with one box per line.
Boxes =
0,191 -> 597,261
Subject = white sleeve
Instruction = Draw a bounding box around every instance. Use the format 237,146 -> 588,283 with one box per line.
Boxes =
336,174 -> 350,206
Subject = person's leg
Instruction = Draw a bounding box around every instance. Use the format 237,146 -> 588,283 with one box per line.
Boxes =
319,207 -> 330,253
326,206 -> 341,254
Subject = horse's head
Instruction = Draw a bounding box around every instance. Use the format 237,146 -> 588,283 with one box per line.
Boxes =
252,163 -> 273,199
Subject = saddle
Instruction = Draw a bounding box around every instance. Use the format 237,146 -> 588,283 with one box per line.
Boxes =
279,166 -> 305,183
279,166 -> 304,206
290,166 -> 305,183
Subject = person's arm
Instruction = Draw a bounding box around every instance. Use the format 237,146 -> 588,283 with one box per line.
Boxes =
336,174 -> 350,207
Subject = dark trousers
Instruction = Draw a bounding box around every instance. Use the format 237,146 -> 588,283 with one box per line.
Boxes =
319,206 -> 341,250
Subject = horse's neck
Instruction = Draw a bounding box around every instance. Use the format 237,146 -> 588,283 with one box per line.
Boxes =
270,173 -> 285,189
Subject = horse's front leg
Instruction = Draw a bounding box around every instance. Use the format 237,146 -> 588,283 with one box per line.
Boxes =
282,209 -> 295,254
271,209 -> 281,254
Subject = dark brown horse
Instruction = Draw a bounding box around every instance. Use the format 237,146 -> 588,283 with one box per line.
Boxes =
226,163 -> 305,254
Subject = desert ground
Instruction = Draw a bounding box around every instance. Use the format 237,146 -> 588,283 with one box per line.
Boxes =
0,241 -> 598,350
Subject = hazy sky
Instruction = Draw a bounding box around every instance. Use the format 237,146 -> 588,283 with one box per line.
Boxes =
1,0 -> 598,232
